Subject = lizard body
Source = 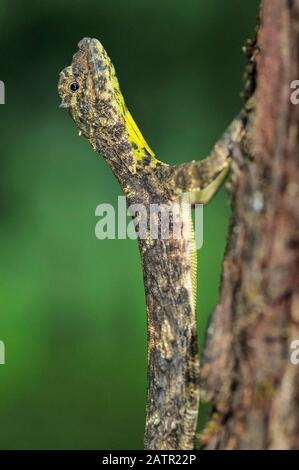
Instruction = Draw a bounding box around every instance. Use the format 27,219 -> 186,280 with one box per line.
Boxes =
58,38 -> 230,449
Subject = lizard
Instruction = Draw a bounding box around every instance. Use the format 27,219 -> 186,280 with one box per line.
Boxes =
58,38 -> 244,450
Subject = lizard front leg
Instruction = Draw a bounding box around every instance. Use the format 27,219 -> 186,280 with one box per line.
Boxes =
170,114 -> 245,204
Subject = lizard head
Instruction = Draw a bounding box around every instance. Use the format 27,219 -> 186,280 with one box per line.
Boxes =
58,38 -> 158,175
58,37 -> 126,141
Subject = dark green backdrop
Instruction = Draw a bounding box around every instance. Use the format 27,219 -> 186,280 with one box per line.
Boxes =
0,0 -> 259,449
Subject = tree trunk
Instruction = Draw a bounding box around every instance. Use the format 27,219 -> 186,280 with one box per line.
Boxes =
199,0 -> 299,450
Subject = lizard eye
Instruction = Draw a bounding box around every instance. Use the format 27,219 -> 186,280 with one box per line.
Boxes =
69,81 -> 79,92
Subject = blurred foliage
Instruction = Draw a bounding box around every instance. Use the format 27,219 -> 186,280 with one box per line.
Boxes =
0,0 -> 259,449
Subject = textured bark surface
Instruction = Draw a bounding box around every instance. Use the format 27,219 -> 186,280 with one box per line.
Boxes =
199,0 -> 299,450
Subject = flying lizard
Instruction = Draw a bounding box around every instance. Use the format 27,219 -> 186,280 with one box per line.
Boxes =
58,38 -> 244,450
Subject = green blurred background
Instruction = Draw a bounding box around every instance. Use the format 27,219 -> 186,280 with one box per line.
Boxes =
0,0 -> 259,449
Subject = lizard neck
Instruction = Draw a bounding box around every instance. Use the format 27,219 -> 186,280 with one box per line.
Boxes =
92,106 -> 165,178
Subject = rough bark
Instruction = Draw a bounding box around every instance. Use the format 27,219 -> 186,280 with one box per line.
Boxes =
199,0 -> 299,450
